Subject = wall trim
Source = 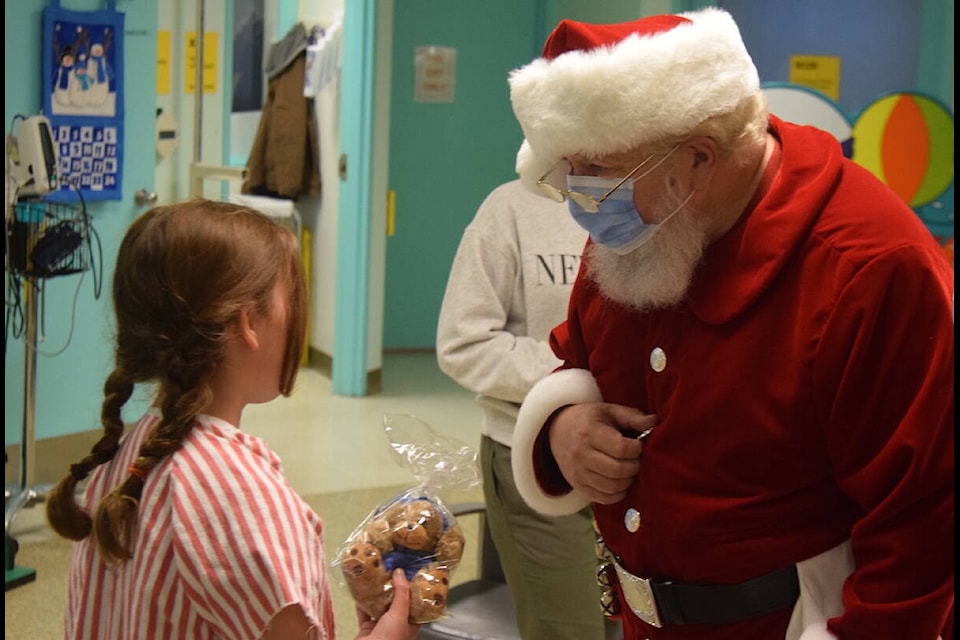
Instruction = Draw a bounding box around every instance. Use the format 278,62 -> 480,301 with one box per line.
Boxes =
308,347 -> 382,394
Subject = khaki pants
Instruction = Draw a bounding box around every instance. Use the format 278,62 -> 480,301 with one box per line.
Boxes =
481,436 -> 621,640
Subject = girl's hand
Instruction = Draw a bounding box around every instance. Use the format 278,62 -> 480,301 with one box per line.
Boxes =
355,570 -> 420,640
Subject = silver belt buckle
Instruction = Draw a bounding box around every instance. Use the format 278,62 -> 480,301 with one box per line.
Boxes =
612,557 -> 663,628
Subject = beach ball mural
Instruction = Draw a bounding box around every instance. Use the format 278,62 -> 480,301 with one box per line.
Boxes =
761,85 -> 953,266
763,83 -> 853,157
851,91 -> 953,209
852,92 -> 954,267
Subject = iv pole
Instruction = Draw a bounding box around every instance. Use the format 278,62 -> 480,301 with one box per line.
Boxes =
4,117 -> 88,591
5,276 -> 42,590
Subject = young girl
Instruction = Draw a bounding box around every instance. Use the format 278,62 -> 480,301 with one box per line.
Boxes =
46,200 -> 418,640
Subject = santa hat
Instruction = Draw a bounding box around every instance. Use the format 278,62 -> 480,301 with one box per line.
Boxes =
509,8 -> 760,191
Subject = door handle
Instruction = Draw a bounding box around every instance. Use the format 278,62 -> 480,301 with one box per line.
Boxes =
135,188 -> 158,206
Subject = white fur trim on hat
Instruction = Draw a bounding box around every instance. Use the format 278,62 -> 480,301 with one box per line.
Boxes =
511,368 -> 601,516
510,8 -> 760,192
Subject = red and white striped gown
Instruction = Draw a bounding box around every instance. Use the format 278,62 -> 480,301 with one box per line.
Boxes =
64,409 -> 335,639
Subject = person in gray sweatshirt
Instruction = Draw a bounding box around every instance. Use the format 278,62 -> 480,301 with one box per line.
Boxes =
437,179 -> 617,640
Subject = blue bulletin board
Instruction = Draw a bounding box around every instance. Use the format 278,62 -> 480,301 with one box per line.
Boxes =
41,0 -> 124,202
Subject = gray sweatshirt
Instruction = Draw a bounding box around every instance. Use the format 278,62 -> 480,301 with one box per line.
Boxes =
436,180 -> 587,447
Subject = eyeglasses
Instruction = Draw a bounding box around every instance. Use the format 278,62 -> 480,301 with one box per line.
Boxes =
536,144 -> 681,213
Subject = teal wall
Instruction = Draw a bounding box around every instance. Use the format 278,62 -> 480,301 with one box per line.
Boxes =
382,1 -> 542,351
5,1 -> 157,448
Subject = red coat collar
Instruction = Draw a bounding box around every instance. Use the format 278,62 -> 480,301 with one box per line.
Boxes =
687,116 -> 845,324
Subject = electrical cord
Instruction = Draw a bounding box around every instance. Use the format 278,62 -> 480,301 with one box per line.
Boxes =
4,166 -> 103,359
5,114 -> 28,356
72,177 -> 103,300
34,178 -> 102,357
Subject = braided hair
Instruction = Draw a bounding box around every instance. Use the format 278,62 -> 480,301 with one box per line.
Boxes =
46,199 -> 307,563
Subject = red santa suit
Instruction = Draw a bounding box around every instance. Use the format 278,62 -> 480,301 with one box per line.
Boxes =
512,115 -> 954,639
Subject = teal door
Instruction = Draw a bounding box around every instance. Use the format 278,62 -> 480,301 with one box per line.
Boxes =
384,2 -> 542,350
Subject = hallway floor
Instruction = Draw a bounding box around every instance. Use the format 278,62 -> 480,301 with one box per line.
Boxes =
5,352 -> 485,639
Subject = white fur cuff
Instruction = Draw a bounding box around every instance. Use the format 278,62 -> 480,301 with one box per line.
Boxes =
512,368 -> 601,516
786,540 -> 851,640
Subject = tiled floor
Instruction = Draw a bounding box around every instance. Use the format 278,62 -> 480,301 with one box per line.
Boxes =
243,351 -> 485,496
5,352 -> 486,639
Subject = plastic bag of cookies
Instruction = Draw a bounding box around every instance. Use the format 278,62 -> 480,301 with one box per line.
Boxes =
333,413 -> 480,624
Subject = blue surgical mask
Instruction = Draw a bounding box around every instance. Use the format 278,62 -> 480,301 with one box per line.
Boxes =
567,175 -> 693,255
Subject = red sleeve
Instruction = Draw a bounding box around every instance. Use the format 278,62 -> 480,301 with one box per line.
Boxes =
549,272 -> 591,370
814,245 -> 954,637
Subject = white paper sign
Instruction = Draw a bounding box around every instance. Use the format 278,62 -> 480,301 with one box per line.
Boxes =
414,46 -> 456,103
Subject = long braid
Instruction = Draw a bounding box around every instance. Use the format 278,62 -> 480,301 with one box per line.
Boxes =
46,370 -> 133,541
93,329 -> 219,563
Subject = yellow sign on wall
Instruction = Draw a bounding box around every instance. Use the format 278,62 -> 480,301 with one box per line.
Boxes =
186,32 -> 218,94
789,55 -> 841,101
157,30 -> 171,95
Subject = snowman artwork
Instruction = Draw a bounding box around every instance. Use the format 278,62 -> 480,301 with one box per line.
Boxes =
51,25 -> 87,110
85,33 -> 113,109
42,8 -> 125,201
71,54 -> 94,106
52,47 -> 75,107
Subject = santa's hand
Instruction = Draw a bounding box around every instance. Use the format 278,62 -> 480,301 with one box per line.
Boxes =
548,403 -> 656,504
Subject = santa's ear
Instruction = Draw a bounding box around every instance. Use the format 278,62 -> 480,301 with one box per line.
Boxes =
686,136 -> 716,168
679,136 -> 718,190
238,308 -> 259,350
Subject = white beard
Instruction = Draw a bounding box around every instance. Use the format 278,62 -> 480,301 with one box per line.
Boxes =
584,190 -> 709,312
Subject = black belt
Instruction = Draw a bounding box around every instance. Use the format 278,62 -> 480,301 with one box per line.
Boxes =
609,554 -> 800,627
